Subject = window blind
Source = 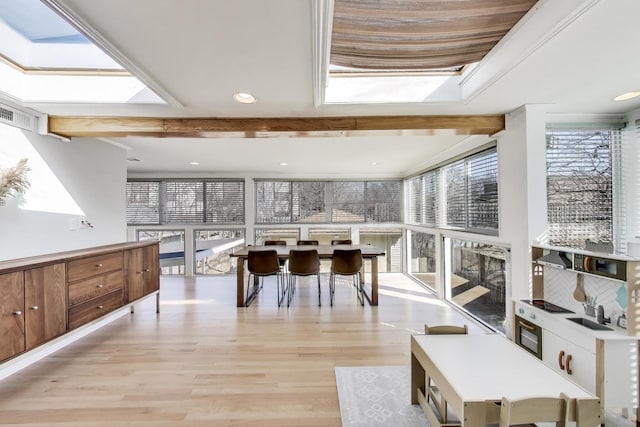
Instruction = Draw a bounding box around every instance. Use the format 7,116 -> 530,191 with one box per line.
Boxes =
332,181 -> 365,222
292,181 -> 326,223
126,179 -> 244,225
256,181 -> 291,223
546,129 -> 619,248
423,170 -> 439,226
443,161 -> 466,228
467,150 -> 498,230
126,181 -> 160,224
164,181 -> 204,223
204,181 -> 245,224
365,181 -> 401,223
405,146 -> 498,234
407,177 -> 423,224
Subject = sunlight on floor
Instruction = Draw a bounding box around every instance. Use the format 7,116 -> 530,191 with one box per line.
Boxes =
379,288 -> 449,305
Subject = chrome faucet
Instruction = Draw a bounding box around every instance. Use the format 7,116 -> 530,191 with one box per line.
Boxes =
597,305 -> 611,325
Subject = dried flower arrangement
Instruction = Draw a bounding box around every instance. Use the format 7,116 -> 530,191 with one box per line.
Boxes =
0,158 -> 30,206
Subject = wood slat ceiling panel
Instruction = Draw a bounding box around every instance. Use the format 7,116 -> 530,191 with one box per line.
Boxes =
331,0 -> 538,70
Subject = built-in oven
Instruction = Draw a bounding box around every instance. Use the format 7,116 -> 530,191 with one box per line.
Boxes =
514,314 -> 542,359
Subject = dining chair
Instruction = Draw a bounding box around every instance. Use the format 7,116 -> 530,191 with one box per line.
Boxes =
246,250 -> 286,307
424,323 -> 468,425
264,240 -> 287,271
296,240 -> 319,245
329,248 -> 363,306
498,394 -> 569,427
265,240 -> 286,246
330,239 -> 352,245
287,249 -> 321,307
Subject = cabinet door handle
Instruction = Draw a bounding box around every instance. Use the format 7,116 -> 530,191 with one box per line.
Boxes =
95,263 -> 103,268
13,310 -> 22,316
558,350 -> 565,371
97,305 -> 104,309
97,284 -> 103,288
30,305 -> 39,310
566,354 -> 573,375
143,268 -> 150,272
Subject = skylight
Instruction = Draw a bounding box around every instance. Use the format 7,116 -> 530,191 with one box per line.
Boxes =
324,64 -> 474,104
322,0 -> 537,104
0,0 -> 164,104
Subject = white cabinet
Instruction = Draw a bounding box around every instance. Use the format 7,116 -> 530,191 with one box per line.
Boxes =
515,300 -> 638,412
542,328 -> 596,393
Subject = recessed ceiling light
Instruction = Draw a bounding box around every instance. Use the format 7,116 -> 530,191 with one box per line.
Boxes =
189,161 -> 200,166
279,162 -> 288,166
371,162 -> 378,166
233,92 -> 256,104
613,91 -> 640,101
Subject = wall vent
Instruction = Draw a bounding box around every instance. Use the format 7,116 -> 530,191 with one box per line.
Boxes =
0,103 -> 38,132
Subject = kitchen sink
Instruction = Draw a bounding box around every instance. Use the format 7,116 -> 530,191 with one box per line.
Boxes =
567,317 -> 613,331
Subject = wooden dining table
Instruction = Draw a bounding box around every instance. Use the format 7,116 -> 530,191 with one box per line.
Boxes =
230,244 -> 385,307
411,333 -> 601,426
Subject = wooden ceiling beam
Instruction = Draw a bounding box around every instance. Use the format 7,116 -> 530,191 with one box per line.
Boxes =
48,115 -> 505,138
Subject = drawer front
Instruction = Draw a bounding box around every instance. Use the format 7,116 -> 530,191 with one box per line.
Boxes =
68,270 -> 123,307
68,252 -> 123,283
68,290 -> 123,329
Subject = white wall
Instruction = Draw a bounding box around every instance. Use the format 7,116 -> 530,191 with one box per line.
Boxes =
0,124 -> 127,260
624,108 -> 640,257
497,105 -> 549,299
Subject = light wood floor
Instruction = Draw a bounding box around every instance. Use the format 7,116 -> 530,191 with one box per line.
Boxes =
0,273 -> 484,427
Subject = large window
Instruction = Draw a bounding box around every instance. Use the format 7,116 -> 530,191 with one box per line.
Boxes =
447,238 -> 507,333
546,128 -> 621,249
408,231 -> 437,289
127,179 -> 244,225
194,229 -> 245,275
255,180 -> 401,224
407,147 -> 498,234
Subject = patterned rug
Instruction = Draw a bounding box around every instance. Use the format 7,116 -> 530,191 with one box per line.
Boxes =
335,365 -> 635,427
335,365 -> 428,427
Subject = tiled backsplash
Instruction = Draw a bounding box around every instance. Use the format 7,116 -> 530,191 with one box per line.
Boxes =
543,267 -> 627,325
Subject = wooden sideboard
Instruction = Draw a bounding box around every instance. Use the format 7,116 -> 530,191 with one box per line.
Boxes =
0,241 -> 160,363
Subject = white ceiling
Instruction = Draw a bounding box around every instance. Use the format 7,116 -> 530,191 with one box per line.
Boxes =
24,0 -> 640,176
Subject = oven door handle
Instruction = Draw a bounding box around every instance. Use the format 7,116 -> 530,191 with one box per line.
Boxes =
518,320 -> 535,331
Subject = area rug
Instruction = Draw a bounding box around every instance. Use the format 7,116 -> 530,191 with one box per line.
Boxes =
335,365 -> 429,427
335,365 -> 634,427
